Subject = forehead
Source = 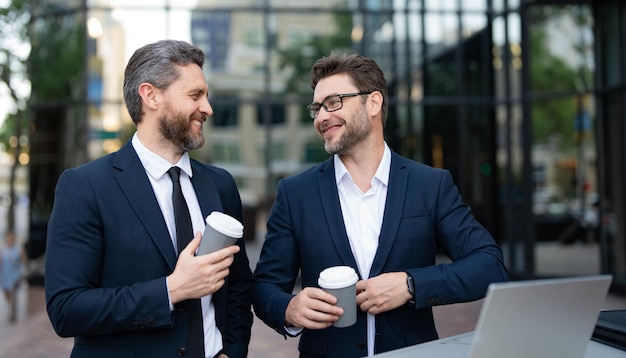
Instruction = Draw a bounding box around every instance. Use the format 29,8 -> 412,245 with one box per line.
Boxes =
313,73 -> 356,101
170,63 -> 208,94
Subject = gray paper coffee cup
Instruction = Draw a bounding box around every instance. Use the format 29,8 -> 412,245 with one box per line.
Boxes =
318,266 -> 358,328
198,211 -> 243,255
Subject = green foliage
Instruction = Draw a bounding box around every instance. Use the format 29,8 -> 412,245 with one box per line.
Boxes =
29,13 -> 85,101
530,29 -> 578,149
0,0 -> 30,101
0,113 -> 18,150
0,0 -> 30,152
276,12 -> 354,96
528,6 -> 592,149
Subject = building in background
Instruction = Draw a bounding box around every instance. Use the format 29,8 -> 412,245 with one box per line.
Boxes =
22,0 -> 626,292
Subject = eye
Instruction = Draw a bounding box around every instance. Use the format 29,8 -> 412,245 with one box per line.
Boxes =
325,97 -> 341,110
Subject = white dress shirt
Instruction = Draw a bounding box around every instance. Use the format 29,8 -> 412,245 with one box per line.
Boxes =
335,143 -> 391,357
132,133 -> 222,358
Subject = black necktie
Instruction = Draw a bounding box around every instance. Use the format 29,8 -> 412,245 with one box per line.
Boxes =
168,166 -> 193,253
167,167 -> 205,358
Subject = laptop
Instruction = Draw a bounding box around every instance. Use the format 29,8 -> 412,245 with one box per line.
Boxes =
468,275 -> 612,358
592,309 -> 626,351
373,275 -> 613,358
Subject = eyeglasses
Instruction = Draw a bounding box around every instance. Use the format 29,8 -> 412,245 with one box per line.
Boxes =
306,92 -> 372,119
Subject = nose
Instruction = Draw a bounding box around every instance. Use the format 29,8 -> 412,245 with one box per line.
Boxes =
201,97 -> 213,118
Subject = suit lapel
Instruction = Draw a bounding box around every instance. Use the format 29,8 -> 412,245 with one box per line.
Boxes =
113,142 -> 178,269
189,161 -> 223,218
317,159 -> 360,274
370,153 -> 407,276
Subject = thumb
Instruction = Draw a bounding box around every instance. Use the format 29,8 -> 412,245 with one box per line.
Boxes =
181,232 -> 202,255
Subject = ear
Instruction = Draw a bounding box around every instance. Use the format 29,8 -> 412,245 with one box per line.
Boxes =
138,83 -> 159,111
367,91 -> 383,118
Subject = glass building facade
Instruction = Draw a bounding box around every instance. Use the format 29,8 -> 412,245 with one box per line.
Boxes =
26,0 -> 626,292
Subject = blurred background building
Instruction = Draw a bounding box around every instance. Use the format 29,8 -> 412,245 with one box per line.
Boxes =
2,0 -> 624,292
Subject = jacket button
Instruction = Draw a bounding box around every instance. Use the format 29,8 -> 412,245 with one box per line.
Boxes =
177,347 -> 186,356
357,341 -> 366,350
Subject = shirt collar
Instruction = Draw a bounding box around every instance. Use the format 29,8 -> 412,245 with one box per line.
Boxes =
131,133 -> 193,180
334,143 -> 391,187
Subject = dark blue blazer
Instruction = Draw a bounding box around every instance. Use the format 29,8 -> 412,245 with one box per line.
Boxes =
252,151 -> 508,357
45,141 -> 252,358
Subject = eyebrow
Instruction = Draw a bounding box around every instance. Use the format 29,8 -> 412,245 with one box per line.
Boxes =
189,87 -> 208,96
312,93 -> 341,105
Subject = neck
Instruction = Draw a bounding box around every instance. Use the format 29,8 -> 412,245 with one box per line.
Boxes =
338,140 -> 385,192
136,126 -> 184,164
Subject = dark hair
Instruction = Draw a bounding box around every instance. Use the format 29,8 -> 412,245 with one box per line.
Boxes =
123,40 -> 205,124
310,53 -> 388,126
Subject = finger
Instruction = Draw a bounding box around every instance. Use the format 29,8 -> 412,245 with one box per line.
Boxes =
356,290 -> 367,305
306,287 -> 338,305
359,298 -> 372,312
205,245 -> 240,263
304,309 -> 340,324
182,235 -> 202,255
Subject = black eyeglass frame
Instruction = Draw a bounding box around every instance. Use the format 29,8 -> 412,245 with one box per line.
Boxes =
306,92 -> 372,119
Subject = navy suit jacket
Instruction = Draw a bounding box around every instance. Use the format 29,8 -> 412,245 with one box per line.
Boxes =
252,151 -> 508,357
45,141 -> 252,358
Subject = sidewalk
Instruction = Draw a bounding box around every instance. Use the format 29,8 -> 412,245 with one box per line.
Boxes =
0,281 -> 624,357
1,237 -> 626,357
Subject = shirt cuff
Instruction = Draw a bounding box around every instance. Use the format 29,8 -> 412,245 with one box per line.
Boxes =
284,325 -> 303,337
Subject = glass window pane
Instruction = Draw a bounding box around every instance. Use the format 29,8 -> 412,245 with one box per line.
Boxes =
532,94 -> 598,276
425,0 -> 456,11
269,0 -> 344,9
492,16 -> 506,47
425,12 -> 458,46
461,13 -> 487,40
528,5 -> 594,94
461,0 -> 486,12
508,13 -> 521,45
493,0 -> 505,13
107,0 -> 168,7
597,6 -> 622,87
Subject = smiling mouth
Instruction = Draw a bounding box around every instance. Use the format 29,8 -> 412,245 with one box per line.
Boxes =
191,115 -> 206,128
321,121 -> 343,134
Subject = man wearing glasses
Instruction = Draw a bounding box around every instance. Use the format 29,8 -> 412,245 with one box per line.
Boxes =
251,52 -> 508,357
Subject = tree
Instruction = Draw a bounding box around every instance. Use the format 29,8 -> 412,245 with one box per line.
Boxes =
276,12 -> 354,96
528,5 -> 592,150
0,0 -> 30,235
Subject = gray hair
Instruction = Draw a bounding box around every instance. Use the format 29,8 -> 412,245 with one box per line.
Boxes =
123,40 -> 205,124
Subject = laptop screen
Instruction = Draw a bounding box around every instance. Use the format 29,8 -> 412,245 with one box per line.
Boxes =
469,275 -> 613,358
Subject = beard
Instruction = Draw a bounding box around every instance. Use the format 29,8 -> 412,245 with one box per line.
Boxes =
320,106 -> 371,155
158,101 -> 205,152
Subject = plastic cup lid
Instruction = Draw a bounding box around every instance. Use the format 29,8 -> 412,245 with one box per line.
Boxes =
205,211 -> 243,238
318,266 -> 358,289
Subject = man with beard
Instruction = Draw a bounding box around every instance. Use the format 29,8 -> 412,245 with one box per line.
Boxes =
45,40 -> 252,358
251,53 -> 508,357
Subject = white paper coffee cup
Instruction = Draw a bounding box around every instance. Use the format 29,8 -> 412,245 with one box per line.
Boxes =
198,211 -> 243,255
318,266 -> 359,328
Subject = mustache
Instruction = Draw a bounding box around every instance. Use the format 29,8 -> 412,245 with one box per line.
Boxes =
319,119 -> 345,132
192,113 -> 207,122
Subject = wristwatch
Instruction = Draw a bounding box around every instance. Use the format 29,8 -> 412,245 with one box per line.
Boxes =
406,272 -> 415,304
